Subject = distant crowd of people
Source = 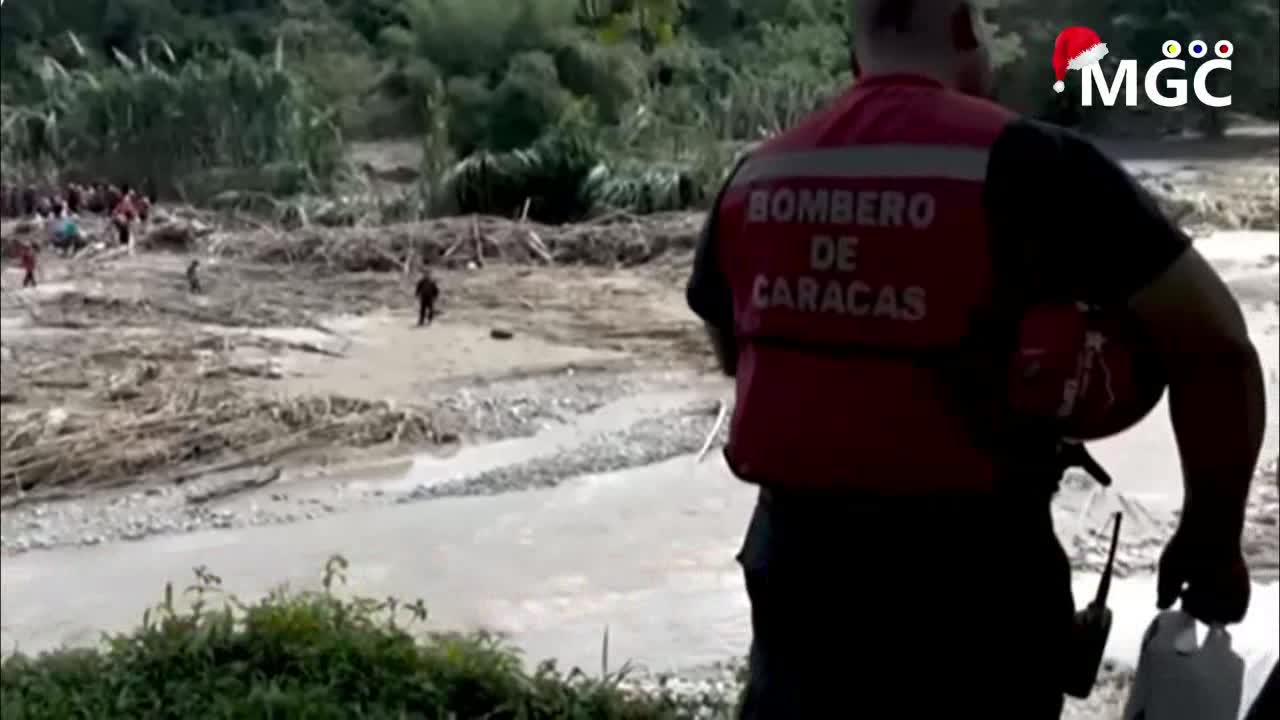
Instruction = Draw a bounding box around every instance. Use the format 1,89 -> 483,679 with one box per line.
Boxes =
4,180 -> 427,317
0,182 -> 151,223
4,181 -> 153,287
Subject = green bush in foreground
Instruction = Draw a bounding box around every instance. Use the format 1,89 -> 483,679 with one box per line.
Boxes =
1,556 -> 737,719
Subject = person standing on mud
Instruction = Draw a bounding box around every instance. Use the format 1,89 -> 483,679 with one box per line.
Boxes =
112,185 -> 138,248
33,192 -> 51,219
105,184 -> 122,215
86,183 -> 107,215
187,259 -> 202,294
687,2 -> 1265,718
64,183 -> 83,215
415,267 -> 439,326
17,241 -> 38,288
45,202 -> 64,246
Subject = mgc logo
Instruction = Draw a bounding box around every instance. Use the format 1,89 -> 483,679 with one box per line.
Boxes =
1051,26 -> 1232,108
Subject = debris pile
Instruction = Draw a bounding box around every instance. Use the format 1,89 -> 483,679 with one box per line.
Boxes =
217,211 -> 705,272
139,215 -> 215,251
1,391 -> 437,506
1138,170 -> 1280,233
0,332 -> 440,506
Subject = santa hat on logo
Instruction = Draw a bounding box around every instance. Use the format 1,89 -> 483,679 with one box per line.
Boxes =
1052,26 -> 1110,92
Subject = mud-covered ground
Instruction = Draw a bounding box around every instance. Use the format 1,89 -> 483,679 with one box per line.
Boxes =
4,137 -> 1275,563
2,131 -> 1278,719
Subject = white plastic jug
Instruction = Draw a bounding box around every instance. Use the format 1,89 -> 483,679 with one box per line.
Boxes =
1123,610 -> 1276,720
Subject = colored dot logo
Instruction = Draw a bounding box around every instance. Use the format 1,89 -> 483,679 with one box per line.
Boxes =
1163,39 -> 1233,58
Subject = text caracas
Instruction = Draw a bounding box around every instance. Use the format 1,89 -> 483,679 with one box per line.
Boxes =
746,187 -> 934,322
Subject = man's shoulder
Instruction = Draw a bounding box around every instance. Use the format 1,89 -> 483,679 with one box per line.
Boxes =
988,119 -> 1140,208
990,116 -> 1108,164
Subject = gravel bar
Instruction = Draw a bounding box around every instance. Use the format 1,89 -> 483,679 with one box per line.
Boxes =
424,367 -> 693,440
1,401 -> 725,554
401,404 -> 725,501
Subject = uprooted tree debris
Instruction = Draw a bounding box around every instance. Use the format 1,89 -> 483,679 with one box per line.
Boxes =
1,390 -> 438,507
0,331 -> 439,507
113,169 -> 1276,274
180,211 -> 707,272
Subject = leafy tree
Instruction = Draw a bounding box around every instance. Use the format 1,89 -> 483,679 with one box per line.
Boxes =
2,0 -> 1276,194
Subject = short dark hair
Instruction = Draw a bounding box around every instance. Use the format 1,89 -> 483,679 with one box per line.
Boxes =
871,0 -> 916,33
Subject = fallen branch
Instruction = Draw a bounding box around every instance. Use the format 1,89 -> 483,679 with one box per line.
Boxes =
471,214 -> 484,266
440,234 -> 466,260
522,230 -> 553,264
185,465 -> 282,505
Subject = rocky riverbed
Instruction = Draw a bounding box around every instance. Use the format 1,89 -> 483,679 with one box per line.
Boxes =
1,369 -> 718,553
614,659 -> 1138,720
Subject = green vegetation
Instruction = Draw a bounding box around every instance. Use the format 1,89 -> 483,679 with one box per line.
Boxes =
0,557 -> 740,719
2,1 -> 1276,218
1,51 -> 342,197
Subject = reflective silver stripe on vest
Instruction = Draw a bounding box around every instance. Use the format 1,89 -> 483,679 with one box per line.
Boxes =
730,145 -> 990,186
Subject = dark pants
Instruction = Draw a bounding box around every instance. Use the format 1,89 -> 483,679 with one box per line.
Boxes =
22,269 -> 36,287
115,219 -> 130,246
737,488 -> 1074,720
418,296 -> 435,325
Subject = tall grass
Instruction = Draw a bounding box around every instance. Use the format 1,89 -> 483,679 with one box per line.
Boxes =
0,48 -> 343,197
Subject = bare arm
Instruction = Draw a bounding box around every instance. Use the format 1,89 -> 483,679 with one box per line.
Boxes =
1130,248 -> 1265,546
989,121 -> 1265,543
687,158 -> 748,376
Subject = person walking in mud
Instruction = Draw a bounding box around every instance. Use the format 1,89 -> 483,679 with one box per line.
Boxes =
415,267 -> 439,326
687,2 -> 1264,718
187,259 -> 202,294
64,183 -> 83,214
17,241 -> 38,288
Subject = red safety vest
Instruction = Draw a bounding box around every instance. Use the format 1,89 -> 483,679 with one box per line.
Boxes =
717,75 -> 1016,495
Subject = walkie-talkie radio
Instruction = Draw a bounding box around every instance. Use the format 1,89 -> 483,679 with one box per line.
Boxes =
1064,510 -> 1123,698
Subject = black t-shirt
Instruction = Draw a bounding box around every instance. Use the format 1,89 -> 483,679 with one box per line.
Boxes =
686,117 -> 1191,332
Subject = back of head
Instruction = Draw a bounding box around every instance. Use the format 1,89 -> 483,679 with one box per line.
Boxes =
851,0 -> 994,97
853,0 -> 959,48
